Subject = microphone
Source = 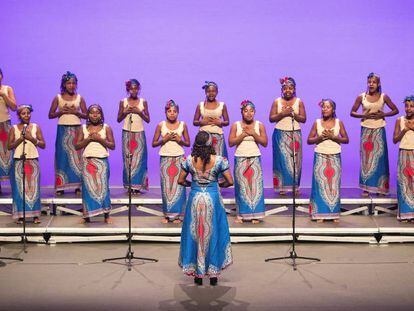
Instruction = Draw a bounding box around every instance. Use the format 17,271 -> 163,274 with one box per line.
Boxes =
22,124 -> 28,137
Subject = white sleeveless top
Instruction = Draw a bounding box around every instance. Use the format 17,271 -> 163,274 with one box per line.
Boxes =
399,117 -> 414,150
82,124 -> 109,158
159,121 -> 185,156
234,121 -> 261,157
13,124 -> 39,159
315,118 -> 341,155
361,92 -> 386,128
274,97 -> 301,131
122,98 -> 145,132
199,101 -> 224,134
0,85 -> 11,122
57,94 -> 82,125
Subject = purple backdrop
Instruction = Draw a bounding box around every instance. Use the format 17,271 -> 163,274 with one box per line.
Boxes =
1,0 -> 413,189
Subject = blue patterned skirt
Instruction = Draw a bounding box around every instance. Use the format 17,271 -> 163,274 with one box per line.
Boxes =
272,128 -> 302,191
160,155 -> 186,220
0,120 -> 12,181
122,130 -> 148,191
179,182 -> 233,277
210,132 -> 228,182
310,153 -> 341,220
397,149 -> 414,220
82,157 -> 111,218
11,159 -> 41,219
234,156 -> 265,220
55,125 -> 82,191
359,126 -> 389,194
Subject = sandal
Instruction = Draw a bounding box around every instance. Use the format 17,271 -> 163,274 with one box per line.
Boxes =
33,217 -> 41,224
234,218 -> 243,224
55,190 -> 64,196
16,218 -> 23,225
172,219 -> 182,224
161,218 -> 169,224
252,219 -> 261,224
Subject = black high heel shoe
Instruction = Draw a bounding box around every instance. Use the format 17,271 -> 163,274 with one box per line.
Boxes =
194,277 -> 203,285
210,277 -> 218,286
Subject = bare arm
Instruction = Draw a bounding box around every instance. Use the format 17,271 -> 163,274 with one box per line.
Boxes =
117,100 -> 128,123
77,97 -> 88,119
332,120 -> 349,144
256,122 -> 268,147
228,123 -> 246,147
307,121 -> 321,145
220,104 -> 230,127
383,94 -> 399,117
0,86 -> 17,111
295,100 -> 306,123
7,127 -> 24,150
101,126 -> 115,150
152,123 -> 164,147
74,127 -> 88,150
180,123 -> 191,147
393,118 -> 407,144
269,100 -> 285,123
34,126 -> 46,149
350,95 -> 365,118
193,104 -> 207,127
219,169 -> 234,188
48,96 -> 63,119
137,100 -> 150,123
178,168 -> 190,187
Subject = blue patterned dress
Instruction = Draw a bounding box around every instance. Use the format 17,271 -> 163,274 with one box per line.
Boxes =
179,155 -> 233,277
396,117 -> 414,220
358,93 -> 390,194
54,94 -> 83,191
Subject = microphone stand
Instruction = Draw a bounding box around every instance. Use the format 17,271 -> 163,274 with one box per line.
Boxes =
103,109 -> 157,271
265,111 -> 320,270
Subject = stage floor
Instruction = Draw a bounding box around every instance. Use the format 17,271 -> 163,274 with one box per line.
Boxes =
1,242 -> 414,311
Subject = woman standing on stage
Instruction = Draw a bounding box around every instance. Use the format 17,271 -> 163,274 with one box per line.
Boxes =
8,105 -> 46,224
393,96 -> 414,222
178,131 -> 233,286
229,100 -> 267,224
269,77 -> 306,195
152,100 -> 190,223
48,71 -> 87,196
117,79 -> 150,194
350,73 -> 398,196
308,99 -> 349,222
193,81 -> 229,181
75,104 -> 115,224
0,68 -> 17,193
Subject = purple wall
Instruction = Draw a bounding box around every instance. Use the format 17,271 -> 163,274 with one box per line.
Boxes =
1,0 -> 413,188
